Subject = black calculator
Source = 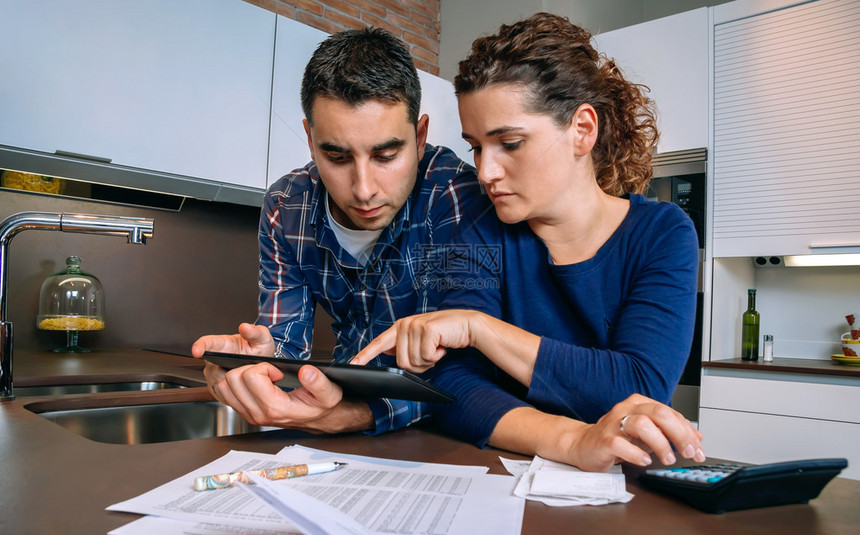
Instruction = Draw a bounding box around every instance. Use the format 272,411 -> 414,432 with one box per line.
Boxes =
638,458 -> 847,514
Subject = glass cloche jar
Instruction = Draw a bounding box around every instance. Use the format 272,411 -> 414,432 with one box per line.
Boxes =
37,256 -> 105,352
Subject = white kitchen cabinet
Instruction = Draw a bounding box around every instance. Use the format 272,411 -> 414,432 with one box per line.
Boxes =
711,0 -> 860,257
267,16 -> 472,187
699,368 -> 860,480
592,8 -> 708,154
267,16 -> 326,186
0,0 -> 274,191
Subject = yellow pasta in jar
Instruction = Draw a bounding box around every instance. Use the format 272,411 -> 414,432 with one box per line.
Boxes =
38,317 -> 105,331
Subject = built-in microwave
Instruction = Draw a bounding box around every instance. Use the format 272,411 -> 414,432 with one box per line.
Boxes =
646,148 -> 707,421
647,148 -> 706,252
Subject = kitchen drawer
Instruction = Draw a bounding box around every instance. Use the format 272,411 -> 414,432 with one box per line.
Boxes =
698,408 -> 860,480
700,372 -> 860,424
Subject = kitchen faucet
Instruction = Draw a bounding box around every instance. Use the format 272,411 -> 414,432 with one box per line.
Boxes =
0,212 -> 154,401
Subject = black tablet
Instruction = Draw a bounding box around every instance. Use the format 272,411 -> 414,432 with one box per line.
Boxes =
202,351 -> 455,403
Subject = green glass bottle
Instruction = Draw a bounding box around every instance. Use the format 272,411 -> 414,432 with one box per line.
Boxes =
741,289 -> 760,361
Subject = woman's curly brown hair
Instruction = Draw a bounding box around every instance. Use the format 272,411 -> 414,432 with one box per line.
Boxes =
454,12 -> 658,196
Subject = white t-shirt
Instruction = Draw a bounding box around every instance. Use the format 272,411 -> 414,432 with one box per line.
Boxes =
325,195 -> 383,266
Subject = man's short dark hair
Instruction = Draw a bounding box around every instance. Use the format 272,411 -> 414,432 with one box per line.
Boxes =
300,27 -> 422,127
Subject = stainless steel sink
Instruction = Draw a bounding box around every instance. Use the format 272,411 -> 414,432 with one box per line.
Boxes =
15,381 -> 190,397
30,401 -> 275,444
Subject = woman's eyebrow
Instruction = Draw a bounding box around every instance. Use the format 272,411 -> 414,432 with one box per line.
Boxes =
463,126 -> 525,140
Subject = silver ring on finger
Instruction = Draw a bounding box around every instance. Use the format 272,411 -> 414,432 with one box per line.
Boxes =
620,415 -> 631,435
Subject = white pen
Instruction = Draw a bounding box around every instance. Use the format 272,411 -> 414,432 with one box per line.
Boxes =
193,461 -> 347,491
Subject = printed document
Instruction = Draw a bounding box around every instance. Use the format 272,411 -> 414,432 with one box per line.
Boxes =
108,445 -> 523,535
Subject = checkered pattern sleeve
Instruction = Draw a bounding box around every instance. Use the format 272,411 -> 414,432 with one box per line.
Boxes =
256,177 -> 315,360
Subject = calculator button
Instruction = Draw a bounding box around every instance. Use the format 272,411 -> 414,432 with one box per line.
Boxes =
645,470 -> 669,477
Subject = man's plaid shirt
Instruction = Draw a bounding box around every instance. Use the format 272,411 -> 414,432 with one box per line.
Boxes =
257,144 -> 484,434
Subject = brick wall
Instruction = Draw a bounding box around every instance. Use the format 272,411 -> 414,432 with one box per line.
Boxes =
244,0 -> 441,75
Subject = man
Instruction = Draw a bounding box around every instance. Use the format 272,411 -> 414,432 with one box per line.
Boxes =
191,27 -> 482,435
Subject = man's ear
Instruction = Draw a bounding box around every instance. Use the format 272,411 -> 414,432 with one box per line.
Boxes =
572,104 -> 598,157
416,113 -> 429,160
303,118 -> 316,161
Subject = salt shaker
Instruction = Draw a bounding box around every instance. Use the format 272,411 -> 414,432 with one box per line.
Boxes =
763,334 -> 774,362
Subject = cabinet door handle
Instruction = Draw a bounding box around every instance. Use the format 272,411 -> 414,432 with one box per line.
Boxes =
809,242 -> 860,249
54,150 -> 112,164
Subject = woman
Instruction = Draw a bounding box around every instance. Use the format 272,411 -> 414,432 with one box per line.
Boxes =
353,13 -> 703,471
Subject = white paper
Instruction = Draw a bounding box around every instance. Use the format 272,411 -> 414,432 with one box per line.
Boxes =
530,470 -> 628,500
108,450 -> 314,531
503,455 -> 634,507
498,458 -> 531,479
109,515 -> 300,535
108,445 -> 523,535
280,444 -> 489,474
240,474 -> 372,535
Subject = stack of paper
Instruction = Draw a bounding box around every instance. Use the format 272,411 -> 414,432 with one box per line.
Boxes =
107,445 -> 525,535
501,455 -> 634,506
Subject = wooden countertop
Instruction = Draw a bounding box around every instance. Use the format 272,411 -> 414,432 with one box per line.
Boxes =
704,357 -> 860,378
3,348 -> 859,534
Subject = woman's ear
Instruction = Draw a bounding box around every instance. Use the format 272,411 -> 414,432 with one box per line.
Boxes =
572,103 -> 598,157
